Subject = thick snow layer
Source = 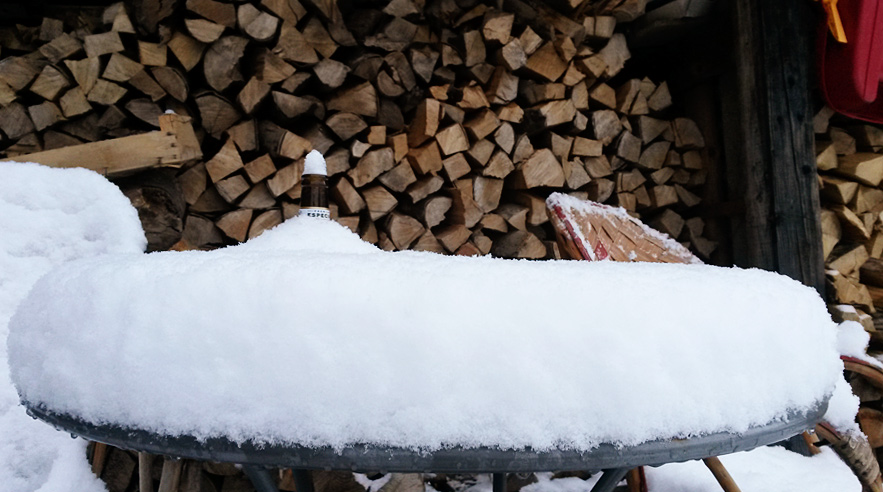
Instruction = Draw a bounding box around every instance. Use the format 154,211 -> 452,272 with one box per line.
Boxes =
10,215 -> 842,452
0,161 -> 145,492
821,321 -> 869,435
304,149 -> 327,175
838,320 -> 882,367
0,162 -> 146,330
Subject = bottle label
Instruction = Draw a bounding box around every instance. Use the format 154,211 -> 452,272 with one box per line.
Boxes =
298,207 -> 331,219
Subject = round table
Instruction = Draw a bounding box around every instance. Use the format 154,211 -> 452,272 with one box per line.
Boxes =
24,400 -> 827,492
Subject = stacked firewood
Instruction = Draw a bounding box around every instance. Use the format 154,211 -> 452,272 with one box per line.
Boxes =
815,107 -> 883,333
0,0 -> 713,260
816,108 -> 883,478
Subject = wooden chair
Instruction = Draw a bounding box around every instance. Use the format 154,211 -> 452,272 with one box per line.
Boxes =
548,193 -> 883,492
546,193 -> 752,492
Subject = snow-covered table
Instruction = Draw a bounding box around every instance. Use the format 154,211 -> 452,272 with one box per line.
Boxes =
9,217 -> 844,492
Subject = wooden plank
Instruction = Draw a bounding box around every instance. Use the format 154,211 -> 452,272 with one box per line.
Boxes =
721,0 -> 823,293
5,114 -> 201,177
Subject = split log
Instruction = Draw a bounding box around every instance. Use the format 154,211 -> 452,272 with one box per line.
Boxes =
385,212 -> 425,249
492,230 -> 546,258
332,177 -> 366,215
204,140 -> 244,186
350,147 -> 395,188
203,36 -> 249,92
84,31 -> 124,58
168,31 -> 207,71
513,149 -> 565,188
30,65 -> 70,100
833,154 -> 883,187
326,82 -> 378,117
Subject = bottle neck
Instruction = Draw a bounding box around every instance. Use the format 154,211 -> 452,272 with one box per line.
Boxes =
299,173 -> 330,219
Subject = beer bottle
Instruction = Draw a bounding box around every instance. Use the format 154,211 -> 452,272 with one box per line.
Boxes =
299,150 -> 331,219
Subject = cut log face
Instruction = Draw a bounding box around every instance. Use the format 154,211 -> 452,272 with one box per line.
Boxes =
40,33 -> 83,64
349,147 -> 395,188
493,230 -> 546,259
65,58 -> 101,94
188,0 -> 237,27
87,80 -> 127,106
332,177 -> 366,215
327,112 -> 368,141
31,65 -> 70,100
152,67 -> 189,102
195,92 -> 241,137
525,42 -> 567,82
59,87 -> 92,118
139,42 -> 167,66
513,149 -> 565,189
217,209 -> 254,242
186,18 -> 227,43
408,98 -> 442,147
129,70 -> 167,102
205,138 -> 245,182
327,82 -> 378,117
374,159 -> 413,191
386,212 -> 424,249
406,141 -> 443,176
238,3 -> 280,42
169,32 -> 207,71
267,161 -> 301,197
435,124 -> 470,155
834,153 -> 883,187
84,32 -> 125,58
204,36 -> 249,92
363,185 -> 398,220
28,101 -> 64,132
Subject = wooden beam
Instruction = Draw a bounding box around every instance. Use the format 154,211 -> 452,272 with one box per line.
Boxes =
722,0 -> 823,293
5,113 -> 201,177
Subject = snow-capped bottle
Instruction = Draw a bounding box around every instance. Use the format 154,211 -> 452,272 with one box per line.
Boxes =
298,150 -> 331,219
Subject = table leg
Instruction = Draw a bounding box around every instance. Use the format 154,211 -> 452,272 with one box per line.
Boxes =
293,469 -> 315,492
589,467 -> 630,492
703,457 -> 742,492
492,472 -> 507,492
242,465 -> 280,492
137,452 -> 153,492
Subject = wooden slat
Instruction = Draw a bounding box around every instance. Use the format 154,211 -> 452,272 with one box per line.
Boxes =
5,114 -> 201,177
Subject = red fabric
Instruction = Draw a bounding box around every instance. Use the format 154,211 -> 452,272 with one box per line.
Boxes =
818,0 -> 883,123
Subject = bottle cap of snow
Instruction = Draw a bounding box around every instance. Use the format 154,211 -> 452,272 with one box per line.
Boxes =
303,150 -> 327,176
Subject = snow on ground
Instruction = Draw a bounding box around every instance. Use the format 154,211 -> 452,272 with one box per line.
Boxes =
446,446 -> 860,492
0,161 -> 145,492
644,446 -> 860,492
0,161 -> 865,491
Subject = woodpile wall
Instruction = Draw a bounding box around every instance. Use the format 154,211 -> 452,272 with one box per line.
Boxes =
0,0 -> 720,490
816,109 -> 883,331
816,108 -> 883,475
0,0 -> 715,261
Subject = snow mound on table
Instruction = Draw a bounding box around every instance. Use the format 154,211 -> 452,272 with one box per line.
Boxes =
238,214 -> 379,254
1,161 -> 145,492
9,216 -> 841,452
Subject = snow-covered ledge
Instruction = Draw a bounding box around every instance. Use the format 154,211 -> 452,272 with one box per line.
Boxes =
9,215 -> 843,452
